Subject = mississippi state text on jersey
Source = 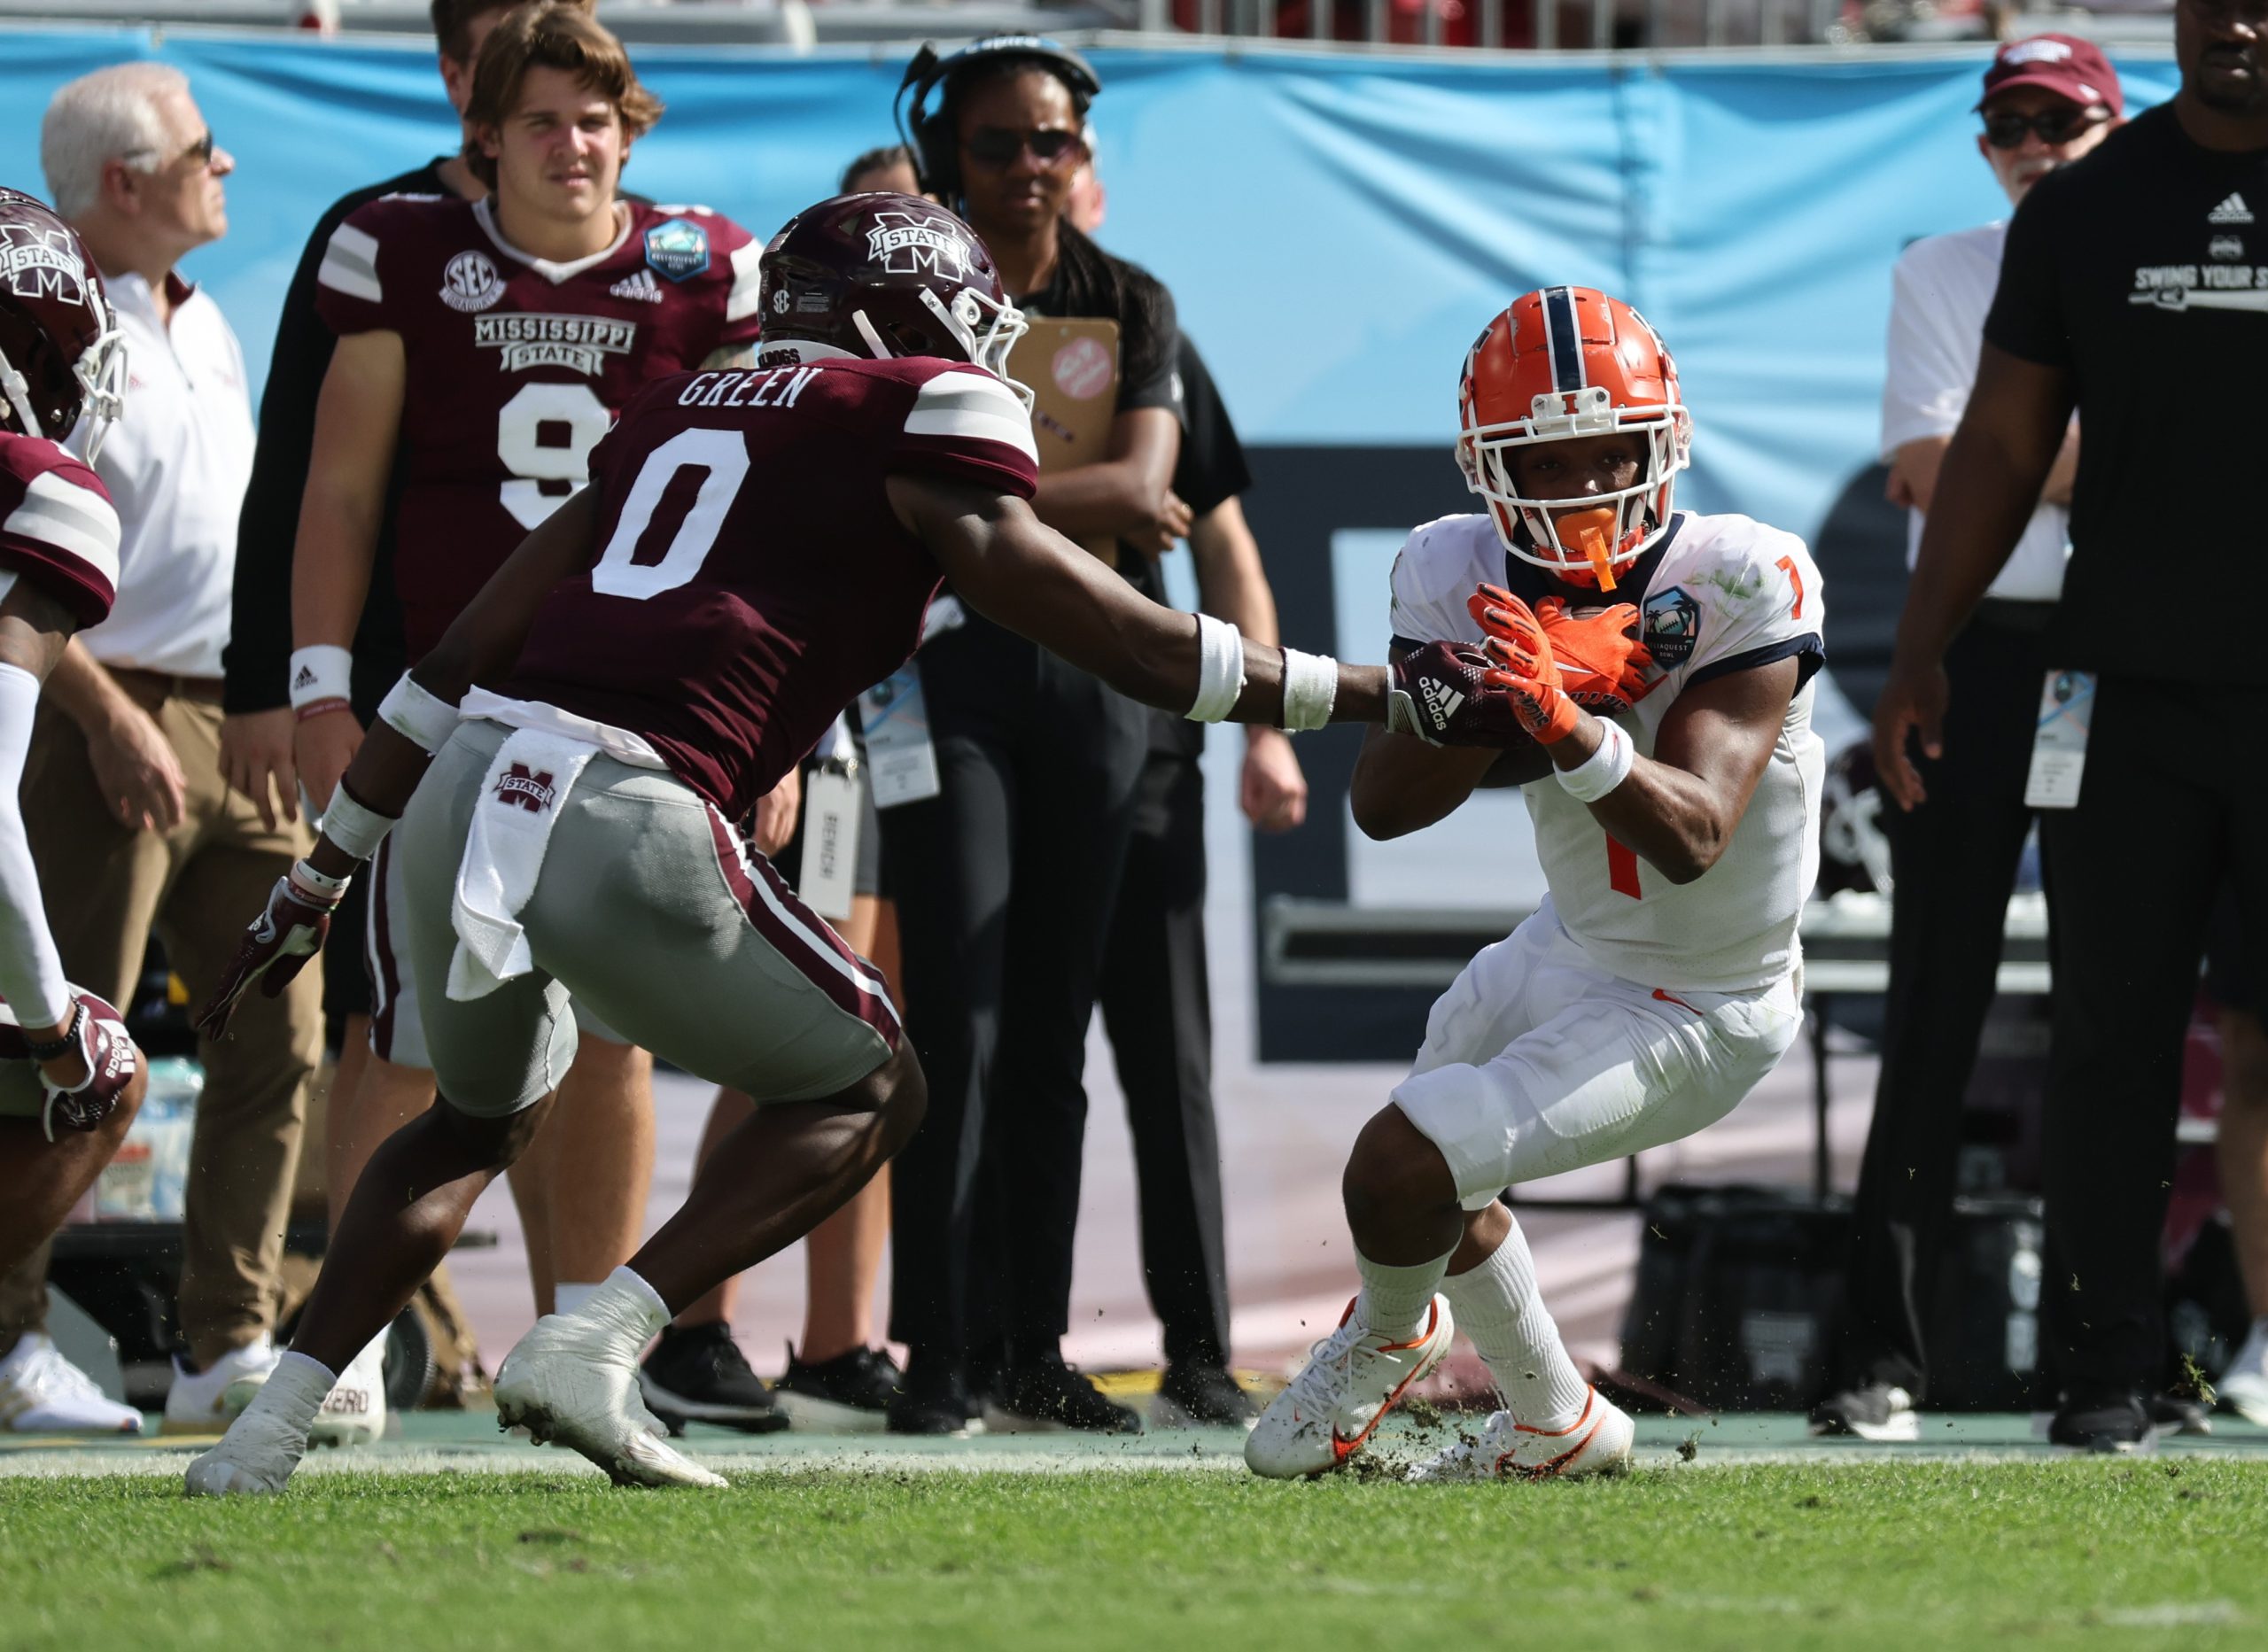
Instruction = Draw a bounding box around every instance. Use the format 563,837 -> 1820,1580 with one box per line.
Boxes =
315,195 -> 762,657
493,356 -> 1038,820
1391,509 -> 1825,992
0,432 -> 119,627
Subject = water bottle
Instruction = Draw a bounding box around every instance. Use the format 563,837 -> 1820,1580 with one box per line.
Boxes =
93,1057 -> 202,1222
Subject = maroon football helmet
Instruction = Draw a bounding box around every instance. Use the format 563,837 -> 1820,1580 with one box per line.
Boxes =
756,191 -> 1030,405
0,187 -> 125,461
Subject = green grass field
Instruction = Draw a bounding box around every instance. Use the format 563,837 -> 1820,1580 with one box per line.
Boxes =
5,1439 -> 2267,1650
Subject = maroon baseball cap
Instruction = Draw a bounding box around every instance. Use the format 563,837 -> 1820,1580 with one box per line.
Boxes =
1976,34 -> 2124,117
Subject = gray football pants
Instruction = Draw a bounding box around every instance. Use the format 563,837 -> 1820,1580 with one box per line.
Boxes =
395,720 -> 901,1118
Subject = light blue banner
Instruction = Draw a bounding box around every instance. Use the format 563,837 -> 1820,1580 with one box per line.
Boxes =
0,31 -> 2177,548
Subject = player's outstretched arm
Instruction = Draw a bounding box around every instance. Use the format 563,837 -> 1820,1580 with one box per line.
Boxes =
1348,644 -> 1552,841
1875,342 -> 2072,810
897,474 -> 1531,746
896,471 -> 1375,726
290,330 -> 408,811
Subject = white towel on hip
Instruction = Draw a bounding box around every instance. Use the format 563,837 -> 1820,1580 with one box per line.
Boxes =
447,726 -> 599,1002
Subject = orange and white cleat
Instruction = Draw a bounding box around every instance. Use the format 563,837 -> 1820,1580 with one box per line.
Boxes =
1244,1294 -> 1455,1479
1405,1387 -> 1635,1482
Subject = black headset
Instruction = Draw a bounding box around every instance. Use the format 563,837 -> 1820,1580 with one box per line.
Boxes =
895,35 -> 1102,207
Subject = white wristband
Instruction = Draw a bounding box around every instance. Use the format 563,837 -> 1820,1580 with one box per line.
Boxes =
286,857 -> 351,905
1278,648 -> 1339,733
1555,717 -> 1635,803
377,672 -> 461,755
317,781 -> 397,863
289,646 -> 353,713
1185,613 -> 1247,724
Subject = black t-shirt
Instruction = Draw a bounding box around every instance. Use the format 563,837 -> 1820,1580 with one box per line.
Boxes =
1986,103 -> 2268,684
1172,336 -> 1251,520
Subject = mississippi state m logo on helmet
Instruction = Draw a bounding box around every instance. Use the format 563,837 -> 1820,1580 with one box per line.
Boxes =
866,212 -> 971,279
1,218 -> 90,306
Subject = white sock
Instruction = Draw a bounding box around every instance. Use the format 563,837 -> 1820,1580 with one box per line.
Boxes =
565,1267 -> 671,1356
554,1281 -> 602,1316
1441,1219 -> 1588,1431
245,1351 -> 337,1434
1354,1247 -> 1452,1344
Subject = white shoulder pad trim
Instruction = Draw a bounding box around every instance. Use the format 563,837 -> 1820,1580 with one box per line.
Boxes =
725,238 -> 764,324
318,221 -> 383,304
904,369 -> 1037,461
4,469 -> 121,588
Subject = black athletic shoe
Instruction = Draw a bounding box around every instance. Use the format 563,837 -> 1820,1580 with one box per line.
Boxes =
886,1356 -> 982,1437
637,1322 -> 791,1437
773,1345 -> 901,1432
991,1356 -> 1144,1435
1155,1361 -> 1259,1429
2149,1392 -> 2213,1437
1808,1382 -> 1919,1442
2049,1392 -> 2158,1454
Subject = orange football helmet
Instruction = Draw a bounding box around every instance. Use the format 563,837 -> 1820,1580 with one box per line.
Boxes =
1456,286 -> 1690,591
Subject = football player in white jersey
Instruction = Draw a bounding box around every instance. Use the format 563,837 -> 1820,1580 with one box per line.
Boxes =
1247,286 -> 1825,1482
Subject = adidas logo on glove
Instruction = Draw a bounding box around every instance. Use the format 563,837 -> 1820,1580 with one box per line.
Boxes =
1420,675 -> 1465,733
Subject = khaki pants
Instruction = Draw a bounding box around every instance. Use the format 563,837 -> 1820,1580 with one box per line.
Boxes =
12,673 -> 321,1369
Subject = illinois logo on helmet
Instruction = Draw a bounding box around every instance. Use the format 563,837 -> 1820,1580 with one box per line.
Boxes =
1456,286 -> 1690,592
0,186 -> 126,461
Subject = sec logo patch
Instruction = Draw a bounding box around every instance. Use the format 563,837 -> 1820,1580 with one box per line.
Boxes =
439,250 -> 503,313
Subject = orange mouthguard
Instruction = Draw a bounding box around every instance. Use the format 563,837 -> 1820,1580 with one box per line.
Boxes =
1560,508 -> 1619,592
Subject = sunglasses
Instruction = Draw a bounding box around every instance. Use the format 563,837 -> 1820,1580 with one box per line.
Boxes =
1981,108 -> 2109,149
963,127 -> 1086,170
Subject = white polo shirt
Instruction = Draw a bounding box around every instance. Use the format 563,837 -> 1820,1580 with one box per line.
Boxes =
1882,221 -> 2070,604
72,268 -> 252,678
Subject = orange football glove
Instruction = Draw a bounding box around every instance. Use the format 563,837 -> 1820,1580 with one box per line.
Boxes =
1462,588 -> 1581,744
1534,595 -> 1652,708
1471,586 -> 1651,711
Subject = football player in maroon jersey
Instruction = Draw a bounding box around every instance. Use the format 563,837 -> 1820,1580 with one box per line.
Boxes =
0,189 -> 146,1307
284,3 -> 765,1414
183,192 -> 1522,1495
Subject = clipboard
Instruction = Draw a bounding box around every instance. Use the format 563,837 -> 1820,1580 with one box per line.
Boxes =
1007,317 -> 1121,569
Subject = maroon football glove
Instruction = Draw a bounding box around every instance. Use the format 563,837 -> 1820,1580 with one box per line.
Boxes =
1386,640 -> 1534,747
40,991 -> 138,1142
195,862 -> 343,1041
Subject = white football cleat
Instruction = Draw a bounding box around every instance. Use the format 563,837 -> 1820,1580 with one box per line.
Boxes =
183,1399 -> 310,1497
0,1333 -> 144,1434
2219,1319 -> 2268,1427
1406,1388 -> 1636,1482
494,1314 -> 727,1489
1245,1294 -> 1455,1479
309,1335 -> 387,1447
162,1334 -> 277,1435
